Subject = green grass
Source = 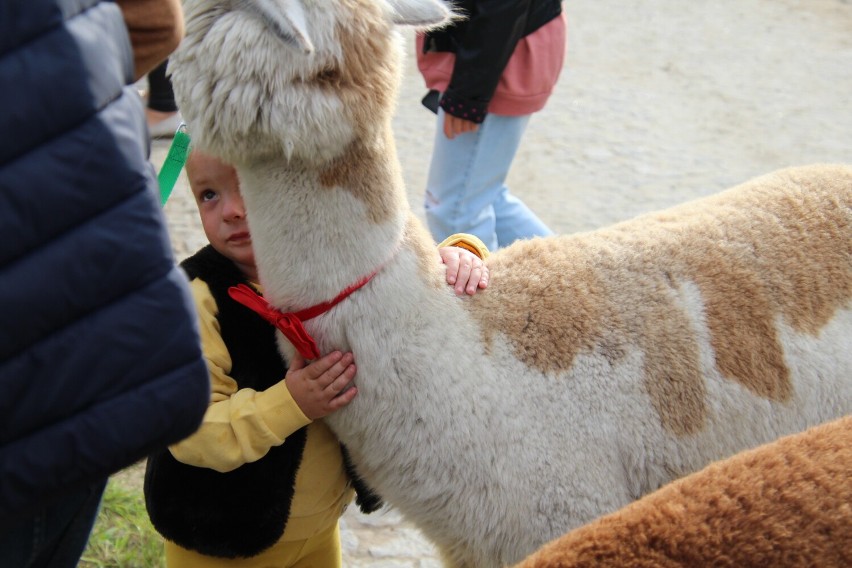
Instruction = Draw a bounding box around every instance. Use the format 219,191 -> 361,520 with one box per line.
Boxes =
79,478 -> 165,568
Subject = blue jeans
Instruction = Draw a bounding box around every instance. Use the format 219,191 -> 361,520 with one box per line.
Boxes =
0,479 -> 106,568
424,110 -> 554,250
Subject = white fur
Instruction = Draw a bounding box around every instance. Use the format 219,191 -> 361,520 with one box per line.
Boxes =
170,1 -> 852,566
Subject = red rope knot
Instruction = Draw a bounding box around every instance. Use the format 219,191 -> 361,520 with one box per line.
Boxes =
227,271 -> 377,360
228,284 -> 320,360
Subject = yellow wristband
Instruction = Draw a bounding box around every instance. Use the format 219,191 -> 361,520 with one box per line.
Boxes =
437,233 -> 490,260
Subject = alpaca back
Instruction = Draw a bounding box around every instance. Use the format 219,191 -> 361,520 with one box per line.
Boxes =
458,164 -> 851,504
469,164 -> 851,432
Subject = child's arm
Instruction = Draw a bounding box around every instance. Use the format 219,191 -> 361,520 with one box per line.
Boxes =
169,279 -> 355,473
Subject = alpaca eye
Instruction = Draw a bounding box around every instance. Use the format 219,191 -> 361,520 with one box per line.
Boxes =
315,67 -> 341,84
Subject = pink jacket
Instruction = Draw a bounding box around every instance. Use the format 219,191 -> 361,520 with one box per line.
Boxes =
416,13 -> 567,117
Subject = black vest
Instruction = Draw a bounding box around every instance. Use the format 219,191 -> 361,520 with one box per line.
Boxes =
144,246 -> 308,558
144,247 -> 382,557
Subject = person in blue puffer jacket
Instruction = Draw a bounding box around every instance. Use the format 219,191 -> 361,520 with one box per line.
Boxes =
0,0 -> 210,565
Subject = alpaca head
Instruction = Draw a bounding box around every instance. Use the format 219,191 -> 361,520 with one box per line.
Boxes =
170,0 -> 451,167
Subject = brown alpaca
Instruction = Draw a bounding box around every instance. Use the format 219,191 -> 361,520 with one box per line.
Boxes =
514,415 -> 852,568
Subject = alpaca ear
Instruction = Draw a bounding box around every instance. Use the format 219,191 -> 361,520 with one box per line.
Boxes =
385,0 -> 452,27
244,0 -> 314,54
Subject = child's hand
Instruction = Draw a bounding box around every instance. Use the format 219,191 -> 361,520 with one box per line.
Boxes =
439,246 -> 490,296
285,351 -> 357,420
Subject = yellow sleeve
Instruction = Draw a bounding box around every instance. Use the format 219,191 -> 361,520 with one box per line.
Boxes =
168,278 -> 312,473
437,233 -> 490,259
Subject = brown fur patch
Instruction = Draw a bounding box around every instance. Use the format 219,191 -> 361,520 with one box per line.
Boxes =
666,165 -> 851,401
316,1 -> 407,224
318,138 -> 404,224
467,234 -> 709,434
333,0 -> 398,130
466,166 -> 851,433
466,237 -> 612,374
692,255 -> 793,401
755,167 -> 852,334
514,416 -> 852,568
636,288 -> 708,436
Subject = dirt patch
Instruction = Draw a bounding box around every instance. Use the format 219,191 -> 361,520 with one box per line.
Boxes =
110,460 -> 146,493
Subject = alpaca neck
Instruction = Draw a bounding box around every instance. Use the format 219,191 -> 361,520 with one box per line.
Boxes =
236,130 -> 408,310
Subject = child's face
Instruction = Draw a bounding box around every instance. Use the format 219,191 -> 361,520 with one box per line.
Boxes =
186,151 -> 257,280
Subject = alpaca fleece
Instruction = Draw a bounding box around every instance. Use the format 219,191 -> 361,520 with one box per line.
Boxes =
514,415 -> 852,568
169,1 -> 852,565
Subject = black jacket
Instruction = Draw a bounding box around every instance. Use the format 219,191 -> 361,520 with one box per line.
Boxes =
422,0 -> 563,121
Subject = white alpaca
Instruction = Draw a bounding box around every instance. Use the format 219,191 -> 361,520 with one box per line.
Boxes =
169,1 -> 852,566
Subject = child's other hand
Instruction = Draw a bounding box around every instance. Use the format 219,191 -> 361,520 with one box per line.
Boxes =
285,351 -> 357,420
438,246 -> 489,296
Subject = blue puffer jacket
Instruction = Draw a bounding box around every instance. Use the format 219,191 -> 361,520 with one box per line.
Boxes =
0,0 -> 210,523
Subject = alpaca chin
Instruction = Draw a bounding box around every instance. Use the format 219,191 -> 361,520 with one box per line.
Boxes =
189,90 -> 356,167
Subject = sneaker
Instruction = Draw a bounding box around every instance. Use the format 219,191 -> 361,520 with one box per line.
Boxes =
148,111 -> 183,139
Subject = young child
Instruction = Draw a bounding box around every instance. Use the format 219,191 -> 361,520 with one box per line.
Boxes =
144,150 -> 490,568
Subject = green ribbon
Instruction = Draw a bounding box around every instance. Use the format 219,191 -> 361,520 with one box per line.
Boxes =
157,127 -> 191,207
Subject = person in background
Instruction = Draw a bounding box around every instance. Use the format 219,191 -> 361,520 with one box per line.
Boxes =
145,59 -> 183,138
144,149 -> 490,568
0,0 -> 210,566
417,0 -> 566,251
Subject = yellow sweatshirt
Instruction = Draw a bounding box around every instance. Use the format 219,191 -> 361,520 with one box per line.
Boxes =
169,279 -> 353,542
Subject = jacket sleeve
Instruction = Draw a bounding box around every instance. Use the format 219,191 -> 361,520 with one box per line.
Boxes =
115,0 -> 184,80
440,0 -> 533,122
168,279 -> 312,473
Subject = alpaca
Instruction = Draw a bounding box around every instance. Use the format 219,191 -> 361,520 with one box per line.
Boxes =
168,1 -> 852,566
513,415 -> 852,568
